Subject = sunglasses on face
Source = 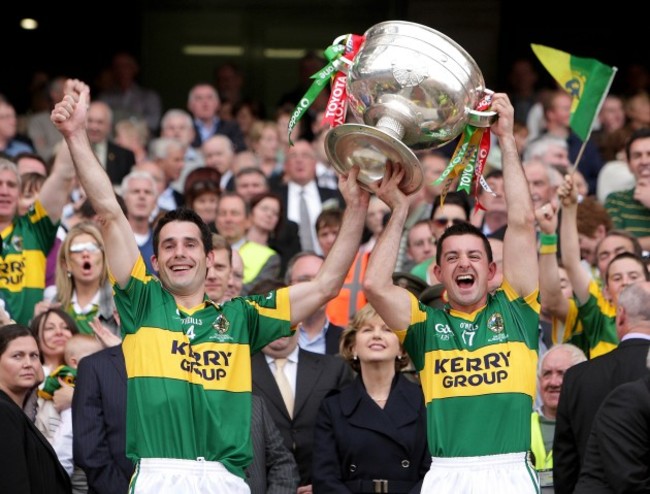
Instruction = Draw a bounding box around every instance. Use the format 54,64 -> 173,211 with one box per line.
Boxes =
432,218 -> 466,228
69,242 -> 102,253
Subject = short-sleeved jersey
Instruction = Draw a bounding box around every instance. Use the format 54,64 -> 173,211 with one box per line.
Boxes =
112,257 -> 294,479
574,280 -> 618,358
0,200 -> 57,325
400,280 -> 539,458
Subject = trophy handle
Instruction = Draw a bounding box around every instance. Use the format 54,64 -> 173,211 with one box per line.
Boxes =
467,109 -> 498,128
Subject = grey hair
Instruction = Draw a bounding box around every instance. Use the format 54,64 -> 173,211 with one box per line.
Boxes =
160,108 -> 193,131
538,343 -> 587,377
618,282 -> 650,323
148,137 -> 185,160
0,158 -> 20,188
121,170 -> 157,195
523,135 -> 568,162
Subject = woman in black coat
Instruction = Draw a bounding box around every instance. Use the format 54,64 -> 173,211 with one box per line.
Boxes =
312,304 -> 431,494
0,324 -> 71,494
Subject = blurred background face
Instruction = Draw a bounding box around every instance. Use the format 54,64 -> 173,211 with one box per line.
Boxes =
188,85 -> 219,120
251,196 -> 280,234
0,103 -> 17,141
365,197 -> 390,237
39,312 -> 74,363
86,102 -> 112,144
430,204 -> 467,240
161,114 -> 195,147
205,247 -> 231,302
124,177 -> 157,220
202,137 -> 234,175
316,224 -> 339,257
223,250 -> 244,301
284,141 -> 316,185
160,146 -> 186,183
236,172 -> 267,202
215,195 -> 249,243
407,223 -> 435,264
192,191 -> 219,225
596,235 -> 635,278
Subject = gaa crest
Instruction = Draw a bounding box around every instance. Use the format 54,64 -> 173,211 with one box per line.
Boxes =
212,314 -> 230,334
487,312 -> 504,333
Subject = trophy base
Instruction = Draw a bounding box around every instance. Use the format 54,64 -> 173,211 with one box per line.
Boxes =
325,124 -> 423,196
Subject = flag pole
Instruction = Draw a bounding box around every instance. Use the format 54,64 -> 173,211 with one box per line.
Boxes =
570,66 -> 619,174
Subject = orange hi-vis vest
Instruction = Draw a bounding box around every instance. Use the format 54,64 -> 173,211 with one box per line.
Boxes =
326,250 -> 369,327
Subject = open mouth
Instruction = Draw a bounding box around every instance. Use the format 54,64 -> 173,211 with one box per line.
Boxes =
82,261 -> 92,270
456,274 -> 475,288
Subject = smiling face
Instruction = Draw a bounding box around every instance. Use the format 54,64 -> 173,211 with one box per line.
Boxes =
38,311 -> 74,366
539,347 -> 576,416
434,233 -> 495,312
0,335 -> 42,399
152,221 -> 212,297
352,314 -> 401,366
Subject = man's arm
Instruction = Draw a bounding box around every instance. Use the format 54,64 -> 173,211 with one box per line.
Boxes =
559,175 -> 592,304
536,202 -> 569,320
494,93 -> 538,297
287,167 -> 369,326
363,162 -> 413,330
51,79 -> 138,288
37,141 -> 76,223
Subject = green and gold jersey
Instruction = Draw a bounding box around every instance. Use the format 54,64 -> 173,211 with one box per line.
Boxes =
400,280 -> 539,458
574,280 -> 618,358
0,200 -> 57,325
112,257 -> 294,479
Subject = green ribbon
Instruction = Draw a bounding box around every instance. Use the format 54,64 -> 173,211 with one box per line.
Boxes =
287,43 -> 347,146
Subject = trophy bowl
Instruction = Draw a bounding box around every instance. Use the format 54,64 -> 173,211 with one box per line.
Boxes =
325,20 -> 496,195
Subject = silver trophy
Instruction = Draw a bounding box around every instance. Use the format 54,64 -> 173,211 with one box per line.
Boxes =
325,21 -> 496,195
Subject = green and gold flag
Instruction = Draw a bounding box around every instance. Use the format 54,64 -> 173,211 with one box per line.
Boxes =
531,44 -> 617,141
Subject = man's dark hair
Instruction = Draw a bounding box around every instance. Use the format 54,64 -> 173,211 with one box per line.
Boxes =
430,191 -> 471,221
625,127 -> 650,161
153,208 -> 213,256
436,221 -> 492,266
605,251 -> 650,284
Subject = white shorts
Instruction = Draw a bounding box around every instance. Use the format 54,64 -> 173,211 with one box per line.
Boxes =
129,458 -> 251,494
421,452 -> 540,494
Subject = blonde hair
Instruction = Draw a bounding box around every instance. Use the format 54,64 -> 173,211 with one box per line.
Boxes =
55,222 -> 108,309
339,304 -> 409,373
64,334 -> 102,367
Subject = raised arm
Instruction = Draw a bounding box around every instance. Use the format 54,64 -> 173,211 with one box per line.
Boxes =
51,80 -> 138,288
536,202 -> 569,319
494,93 -> 538,297
287,167 -> 369,325
559,174 -> 591,304
38,141 -> 76,223
362,162 -> 413,330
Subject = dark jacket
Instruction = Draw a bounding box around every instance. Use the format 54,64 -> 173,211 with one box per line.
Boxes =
574,372 -> 650,493
246,395 -> 299,494
105,141 -> 136,186
0,389 -> 71,494
72,345 -> 134,494
252,349 -> 354,485
553,338 -> 650,493
312,374 -> 430,494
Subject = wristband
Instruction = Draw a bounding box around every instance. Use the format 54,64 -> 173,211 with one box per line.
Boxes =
539,244 -> 558,255
539,233 -> 557,246
539,233 -> 557,255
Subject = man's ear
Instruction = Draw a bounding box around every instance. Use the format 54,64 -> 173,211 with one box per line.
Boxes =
151,255 -> 159,272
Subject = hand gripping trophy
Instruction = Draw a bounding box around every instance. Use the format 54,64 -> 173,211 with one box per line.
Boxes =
288,20 -> 496,196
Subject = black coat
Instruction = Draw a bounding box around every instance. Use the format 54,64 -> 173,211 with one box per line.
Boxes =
191,119 -> 246,152
574,372 -> 650,493
312,374 -> 430,494
105,141 -> 136,186
553,338 -> 650,493
252,349 -> 354,486
72,345 -> 134,494
0,389 -> 71,494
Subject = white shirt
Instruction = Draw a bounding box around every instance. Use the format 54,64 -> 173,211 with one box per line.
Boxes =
158,186 -> 178,212
287,180 -> 323,255
264,345 -> 299,395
